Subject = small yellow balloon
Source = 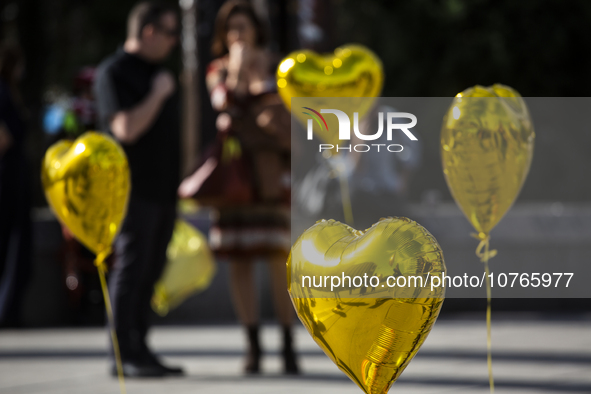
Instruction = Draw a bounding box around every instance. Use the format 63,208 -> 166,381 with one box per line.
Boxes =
42,132 -> 130,257
441,84 -> 535,235
152,220 -> 216,316
288,217 -> 445,394
277,44 -> 384,145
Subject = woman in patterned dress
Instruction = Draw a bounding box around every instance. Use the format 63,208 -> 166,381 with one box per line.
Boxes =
179,0 -> 298,374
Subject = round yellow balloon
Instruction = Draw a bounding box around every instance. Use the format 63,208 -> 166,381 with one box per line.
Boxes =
152,220 -> 216,316
42,132 -> 130,258
441,84 -> 535,236
288,217 -> 445,394
277,44 -> 384,145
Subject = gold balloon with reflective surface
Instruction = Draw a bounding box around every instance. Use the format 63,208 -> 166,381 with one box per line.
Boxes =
441,84 -> 535,236
42,132 -> 130,258
288,218 -> 445,394
277,44 -> 383,145
152,220 -> 216,316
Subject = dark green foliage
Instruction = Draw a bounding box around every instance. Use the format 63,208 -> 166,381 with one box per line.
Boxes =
335,0 -> 591,96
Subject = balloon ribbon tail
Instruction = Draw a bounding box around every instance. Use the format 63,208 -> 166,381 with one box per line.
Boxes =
338,170 -> 354,225
473,235 -> 495,393
95,253 -> 127,394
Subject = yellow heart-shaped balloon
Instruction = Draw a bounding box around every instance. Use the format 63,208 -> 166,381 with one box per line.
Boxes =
42,132 -> 130,258
277,44 -> 384,145
288,217 -> 445,394
441,84 -> 535,236
152,220 -> 216,316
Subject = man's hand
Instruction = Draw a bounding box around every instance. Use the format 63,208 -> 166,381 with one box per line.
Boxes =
111,70 -> 176,144
151,71 -> 175,100
0,123 -> 13,157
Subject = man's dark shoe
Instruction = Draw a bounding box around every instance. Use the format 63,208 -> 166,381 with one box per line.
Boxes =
110,361 -> 166,378
147,355 -> 184,376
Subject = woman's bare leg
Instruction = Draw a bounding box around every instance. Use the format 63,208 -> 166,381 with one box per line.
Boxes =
228,259 -> 257,326
268,251 -> 293,326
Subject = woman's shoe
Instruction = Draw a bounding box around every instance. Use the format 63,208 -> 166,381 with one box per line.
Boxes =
244,325 -> 261,374
282,326 -> 299,374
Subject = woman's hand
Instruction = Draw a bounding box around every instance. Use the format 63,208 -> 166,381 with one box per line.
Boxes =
227,42 -> 247,74
226,42 -> 250,94
247,49 -> 272,95
216,112 -> 232,133
226,43 -> 272,97
178,157 -> 218,199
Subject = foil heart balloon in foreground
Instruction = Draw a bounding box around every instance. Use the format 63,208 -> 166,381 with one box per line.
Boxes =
441,84 -> 535,236
276,44 -> 383,145
42,132 -> 130,258
288,217 -> 446,394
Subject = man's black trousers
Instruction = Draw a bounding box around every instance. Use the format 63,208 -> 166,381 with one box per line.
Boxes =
108,196 -> 176,361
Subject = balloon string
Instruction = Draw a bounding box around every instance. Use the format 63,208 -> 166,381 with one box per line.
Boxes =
338,169 -> 354,225
95,252 -> 126,394
472,234 -> 495,393
484,251 -> 494,393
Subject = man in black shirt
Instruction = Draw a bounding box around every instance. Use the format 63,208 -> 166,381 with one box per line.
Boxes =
94,2 -> 182,377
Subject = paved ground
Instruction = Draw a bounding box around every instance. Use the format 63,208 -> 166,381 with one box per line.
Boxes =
1,315 -> 590,394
